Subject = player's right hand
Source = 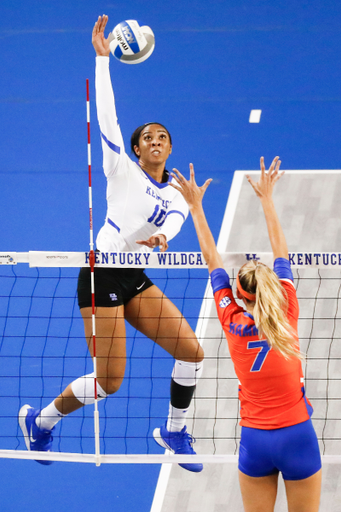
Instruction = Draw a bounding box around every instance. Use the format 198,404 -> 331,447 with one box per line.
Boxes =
170,163 -> 212,211
246,156 -> 284,200
92,15 -> 111,57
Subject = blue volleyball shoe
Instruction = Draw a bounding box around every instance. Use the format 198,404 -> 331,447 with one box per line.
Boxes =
153,422 -> 203,473
18,405 -> 54,465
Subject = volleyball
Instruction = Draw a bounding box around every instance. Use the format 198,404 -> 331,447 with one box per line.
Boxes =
109,20 -> 155,64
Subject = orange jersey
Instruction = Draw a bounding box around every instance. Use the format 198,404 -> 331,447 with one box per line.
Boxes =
211,260 -> 312,430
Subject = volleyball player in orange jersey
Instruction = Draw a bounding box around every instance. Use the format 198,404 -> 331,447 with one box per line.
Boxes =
171,157 -> 321,512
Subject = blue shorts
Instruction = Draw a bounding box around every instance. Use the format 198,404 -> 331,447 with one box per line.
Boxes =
239,419 -> 321,481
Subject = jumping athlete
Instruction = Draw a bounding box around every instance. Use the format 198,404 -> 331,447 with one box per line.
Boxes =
18,15 -> 204,473
170,158 -> 321,511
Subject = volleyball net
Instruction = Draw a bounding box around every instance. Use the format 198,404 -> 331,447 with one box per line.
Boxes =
0,250 -> 341,465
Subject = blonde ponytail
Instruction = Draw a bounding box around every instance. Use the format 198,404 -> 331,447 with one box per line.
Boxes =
238,261 -> 302,360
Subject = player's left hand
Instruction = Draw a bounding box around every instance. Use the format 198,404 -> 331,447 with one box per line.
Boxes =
136,234 -> 168,252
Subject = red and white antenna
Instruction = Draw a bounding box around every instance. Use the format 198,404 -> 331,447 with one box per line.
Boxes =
86,78 -> 101,466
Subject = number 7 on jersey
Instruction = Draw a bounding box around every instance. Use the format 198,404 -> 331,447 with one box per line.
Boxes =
247,340 -> 271,372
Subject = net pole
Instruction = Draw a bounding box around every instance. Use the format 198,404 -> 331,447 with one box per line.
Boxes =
86,78 -> 101,467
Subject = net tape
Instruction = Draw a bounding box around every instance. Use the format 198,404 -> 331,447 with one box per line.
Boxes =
0,450 -> 340,465
2,251 -> 341,269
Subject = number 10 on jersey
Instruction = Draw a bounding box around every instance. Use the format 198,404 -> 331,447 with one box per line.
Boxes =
148,204 -> 167,227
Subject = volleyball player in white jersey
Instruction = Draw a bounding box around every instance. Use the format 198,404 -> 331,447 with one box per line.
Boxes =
18,15 -> 204,472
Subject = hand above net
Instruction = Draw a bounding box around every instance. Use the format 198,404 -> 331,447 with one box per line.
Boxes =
246,156 -> 284,201
246,156 -> 288,260
169,163 -> 212,211
92,15 -> 111,57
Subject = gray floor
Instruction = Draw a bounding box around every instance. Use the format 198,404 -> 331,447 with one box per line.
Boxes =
153,171 -> 341,512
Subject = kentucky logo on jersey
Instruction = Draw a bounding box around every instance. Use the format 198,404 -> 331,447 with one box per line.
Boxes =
219,296 -> 231,308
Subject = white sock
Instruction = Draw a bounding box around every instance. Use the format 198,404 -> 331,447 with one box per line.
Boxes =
36,401 -> 66,431
166,404 -> 189,432
71,373 -> 107,405
172,360 -> 203,386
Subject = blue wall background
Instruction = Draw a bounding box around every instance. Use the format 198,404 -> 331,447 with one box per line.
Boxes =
1,1 -> 340,511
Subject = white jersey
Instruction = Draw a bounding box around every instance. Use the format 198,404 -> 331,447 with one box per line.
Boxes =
95,56 -> 189,253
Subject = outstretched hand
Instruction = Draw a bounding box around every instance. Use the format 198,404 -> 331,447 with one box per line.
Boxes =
92,15 -> 111,57
247,156 -> 288,260
246,156 -> 284,200
170,163 -> 212,210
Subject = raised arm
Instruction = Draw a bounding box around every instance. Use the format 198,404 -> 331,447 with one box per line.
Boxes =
170,164 -> 223,273
92,15 -> 125,177
246,156 -> 288,260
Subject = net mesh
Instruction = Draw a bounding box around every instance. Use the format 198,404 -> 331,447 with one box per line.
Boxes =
0,260 -> 207,459
0,253 -> 341,463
